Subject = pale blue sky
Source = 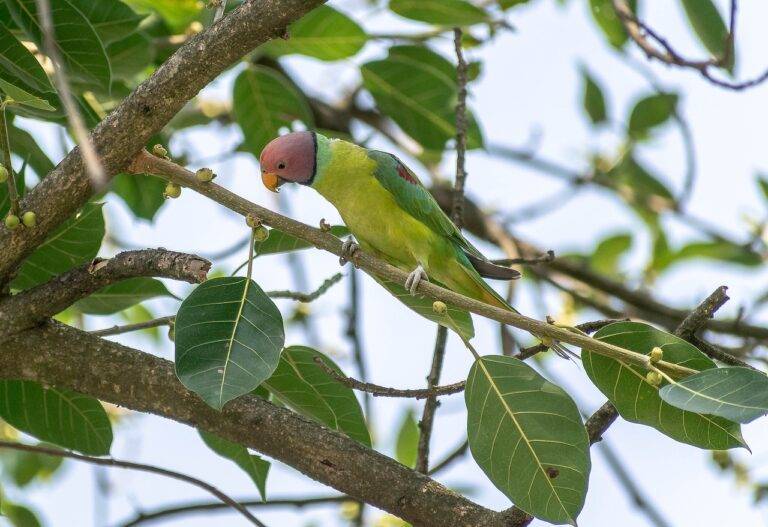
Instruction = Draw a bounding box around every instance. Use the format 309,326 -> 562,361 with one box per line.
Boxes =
9,1 -> 768,526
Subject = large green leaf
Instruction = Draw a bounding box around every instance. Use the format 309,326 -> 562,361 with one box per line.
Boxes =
583,321 -> 747,450
394,408 -> 419,468
590,233 -> 631,276
254,225 -> 349,256
233,66 -> 314,158
67,0 -> 144,44
263,346 -> 371,446
111,172 -> 166,221
1,501 -> 42,527
0,21 -> 54,98
627,93 -> 678,139
389,0 -> 488,25
175,277 -> 285,410
0,380 -> 113,455
75,277 -> 172,315
199,431 -> 270,500
6,0 -> 112,91
660,367 -> 768,424
362,45 -> 483,151
465,356 -> 590,525
12,203 -> 105,290
580,67 -> 607,125
588,0 -> 635,48
106,31 -> 154,81
679,0 -> 732,70
261,5 -> 367,61
372,275 -> 474,340
123,0 -> 200,32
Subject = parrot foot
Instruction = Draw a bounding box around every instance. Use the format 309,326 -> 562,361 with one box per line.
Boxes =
339,237 -> 360,266
404,265 -> 429,295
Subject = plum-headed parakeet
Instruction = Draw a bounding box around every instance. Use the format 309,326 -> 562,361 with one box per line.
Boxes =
259,131 -> 523,315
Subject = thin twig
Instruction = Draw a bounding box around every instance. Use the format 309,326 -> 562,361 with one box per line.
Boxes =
90,316 -> 176,337
347,269 -> 372,418
0,441 -> 266,527
516,319 -> 624,360
313,356 -> 465,399
416,326 -> 448,473
493,250 -> 555,267
267,272 -> 344,302
117,495 -> 347,527
0,103 -> 19,215
428,439 -> 469,476
36,0 -> 107,188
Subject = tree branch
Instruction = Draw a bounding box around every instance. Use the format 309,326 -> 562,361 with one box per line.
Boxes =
0,249 -> 209,336
0,322 -> 517,527
0,440 -> 265,527
0,0 -> 326,285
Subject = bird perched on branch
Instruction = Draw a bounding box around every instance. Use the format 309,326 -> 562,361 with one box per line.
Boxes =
260,130 -> 521,304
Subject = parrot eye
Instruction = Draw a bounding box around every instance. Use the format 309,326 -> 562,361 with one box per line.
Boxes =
277,162 -> 286,170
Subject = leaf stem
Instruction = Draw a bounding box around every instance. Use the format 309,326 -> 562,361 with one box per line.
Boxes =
0,101 -> 19,215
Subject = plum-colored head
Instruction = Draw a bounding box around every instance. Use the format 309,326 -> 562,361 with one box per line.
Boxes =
259,131 -> 317,192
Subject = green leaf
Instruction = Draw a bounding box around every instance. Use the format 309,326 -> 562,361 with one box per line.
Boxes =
0,445 -> 64,487
371,275 -> 475,340
679,0 -> 732,70
263,346 -> 371,446
254,225 -> 350,256
106,31 -> 154,81
465,356 -> 590,525
12,203 -> 105,290
111,172 -> 166,221
606,154 -> 675,211
233,66 -> 314,158
362,45 -> 483,152
671,240 -> 762,267
499,0 -> 532,8
583,321 -> 747,450
589,0 -> 635,48
0,21 -> 54,99
75,277 -> 172,315
581,67 -> 607,125
261,5 -> 367,61
627,92 -> 678,139
758,175 -> 768,205
67,0 -> 144,44
0,78 -> 55,111
199,431 -> 270,500
7,121 -> 55,177
1,501 -> 41,527
394,408 -> 419,468
0,380 -> 113,455
175,276 -> 285,410
660,367 -> 768,424
389,0 -> 488,25
6,0 -> 112,91
123,0 -> 200,32
590,233 -> 631,276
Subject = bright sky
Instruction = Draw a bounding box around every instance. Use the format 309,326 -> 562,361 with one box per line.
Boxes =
11,1 -> 768,526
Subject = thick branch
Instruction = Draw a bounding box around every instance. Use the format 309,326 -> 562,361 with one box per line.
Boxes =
0,323 -> 515,527
0,249 -> 209,336
0,0 -> 325,284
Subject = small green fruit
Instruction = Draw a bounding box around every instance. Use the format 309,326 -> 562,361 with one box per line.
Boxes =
167,325 -> 175,342
253,225 -> 269,242
0,164 -> 8,184
649,346 -> 663,363
4,214 -> 19,230
195,167 -> 215,182
432,301 -> 447,315
152,144 -> 168,158
645,371 -> 662,387
21,211 -> 36,227
163,182 -> 181,199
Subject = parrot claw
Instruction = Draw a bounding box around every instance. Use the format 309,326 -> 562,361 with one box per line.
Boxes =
339,238 -> 360,266
404,265 -> 429,295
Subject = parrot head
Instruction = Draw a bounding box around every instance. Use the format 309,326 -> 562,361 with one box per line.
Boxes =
259,131 -> 317,192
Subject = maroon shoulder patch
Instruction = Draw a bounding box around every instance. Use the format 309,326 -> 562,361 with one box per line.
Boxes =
396,162 -> 418,185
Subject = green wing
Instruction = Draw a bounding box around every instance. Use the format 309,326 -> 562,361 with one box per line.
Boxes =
367,149 -> 483,258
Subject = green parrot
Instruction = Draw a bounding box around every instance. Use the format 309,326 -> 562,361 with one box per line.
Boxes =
259,131 -> 521,316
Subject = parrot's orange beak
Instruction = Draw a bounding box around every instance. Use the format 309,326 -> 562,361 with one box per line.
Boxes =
261,171 -> 280,193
